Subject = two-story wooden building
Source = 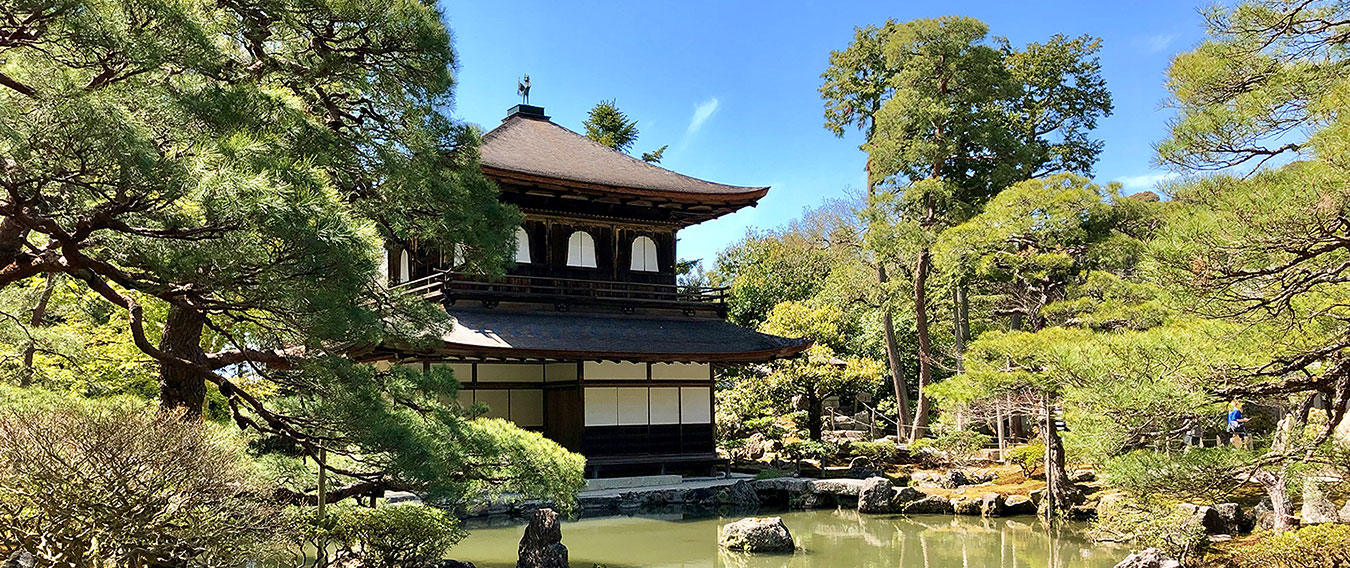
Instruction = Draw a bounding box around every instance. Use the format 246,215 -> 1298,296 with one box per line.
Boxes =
369,104 -> 809,476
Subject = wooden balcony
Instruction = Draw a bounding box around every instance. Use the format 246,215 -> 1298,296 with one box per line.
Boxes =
395,271 -> 728,316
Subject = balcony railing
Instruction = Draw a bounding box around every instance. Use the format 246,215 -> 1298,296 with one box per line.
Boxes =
395,271 -> 728,315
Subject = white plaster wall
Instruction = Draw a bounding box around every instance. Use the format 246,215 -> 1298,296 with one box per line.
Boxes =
545,363 -> 577,382
584,387 -> 619,426
680,387 -> 712,424
584,361 -> 646,380
477,363 -> 543,382
651,362 -> 710,381
431,362 -> 473,383
617,388 -> 649,425
649,387 -> 680,425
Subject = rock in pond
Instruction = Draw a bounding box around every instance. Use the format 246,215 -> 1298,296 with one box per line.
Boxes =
902,494 -> 955,515
1004,495 -> 1036,516
518,507 -> 567,568
857,477 -> 894,514
1113,548 -> 1181,568
719,517 -> 796,553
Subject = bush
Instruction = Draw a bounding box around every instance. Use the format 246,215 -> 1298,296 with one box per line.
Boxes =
784,439 -> 838,464
909,430 -> 991,467
1006,440 -> 1046,476
286,504 -> 464,568
1089,497 -> 1208,563
0,396 -> 282,567
849,440 -> 900,463
1219,524 -> 1350,568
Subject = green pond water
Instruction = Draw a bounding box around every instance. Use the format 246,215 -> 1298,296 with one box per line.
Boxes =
454,510 -> 1129,568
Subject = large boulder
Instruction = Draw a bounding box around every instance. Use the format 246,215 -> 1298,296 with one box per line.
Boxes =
1212,503 -> 1252,534
1113,548 -> 1181,568
517,508 -> 567,568
903,494 -> 955,515
1301,480 -> 1341,524
1004,495 -> 1036,516
951,496 -> 981,516
1177,504 -> 1225,535
857,477 -> 895,514
719,517 -> 796,553
979,493 -> 1006,517
2,551 -> 33,568
940,469 -> 972,489
893,486 -> 925,505
1340,500 -> 1350,523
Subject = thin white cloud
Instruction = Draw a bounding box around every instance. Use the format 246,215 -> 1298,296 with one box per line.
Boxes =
687,98 -> 720,135
1114,171 -> 1179,191
1141,33 -> 1179,54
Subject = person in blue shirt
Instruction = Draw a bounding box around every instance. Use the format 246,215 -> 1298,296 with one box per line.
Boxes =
1227,402 -> 1251,449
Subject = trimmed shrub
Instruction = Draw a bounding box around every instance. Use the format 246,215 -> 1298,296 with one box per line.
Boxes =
849,440 -> 900,463
1007,440 -> 1046,476
1219,524 -> 1350,568
0,396 -> 282,567
286,504 -> 464,568
909,430 -> 991,467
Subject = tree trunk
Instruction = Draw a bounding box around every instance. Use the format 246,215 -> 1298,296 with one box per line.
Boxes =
19,273 -> 56,387
953,283 -> 970,371
909,248 -> 933,442
1253,470 -> 1295,531
806,392 -> 824,442
1041,394 -> 1077,519
880,266 -> 913,438
158,304 -> 208,420
866,151 -> 913,439
995,401 -> 1007,461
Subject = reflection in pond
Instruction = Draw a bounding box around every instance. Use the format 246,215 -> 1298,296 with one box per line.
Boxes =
455,509 -> 1127,568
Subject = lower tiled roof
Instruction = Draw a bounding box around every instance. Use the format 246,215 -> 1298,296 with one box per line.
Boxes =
437,308 -> 810,363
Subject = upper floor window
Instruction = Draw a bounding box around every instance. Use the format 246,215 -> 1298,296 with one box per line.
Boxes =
566,231 -> 597,268
630,236 -> 659,272
398,249 -> 411,283
514,227 -> 532,264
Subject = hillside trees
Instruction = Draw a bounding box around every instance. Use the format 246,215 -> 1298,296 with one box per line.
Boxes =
823,16 -> 1112,441
0,0 -> 582,505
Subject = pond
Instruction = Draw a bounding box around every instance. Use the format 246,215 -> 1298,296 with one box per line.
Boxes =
454,509 -> 1129,568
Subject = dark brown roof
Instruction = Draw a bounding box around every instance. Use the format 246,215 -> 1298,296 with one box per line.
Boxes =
479,113 -> 769,203
434,308 -> 811,363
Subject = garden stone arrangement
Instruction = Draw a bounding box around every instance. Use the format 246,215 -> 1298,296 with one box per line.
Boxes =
718,517 -> 796,553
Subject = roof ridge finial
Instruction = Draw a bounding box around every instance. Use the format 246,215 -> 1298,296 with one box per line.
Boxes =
517,74 -> 531,105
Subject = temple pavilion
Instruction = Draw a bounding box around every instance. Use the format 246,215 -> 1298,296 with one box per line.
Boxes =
368,104 -> 810,476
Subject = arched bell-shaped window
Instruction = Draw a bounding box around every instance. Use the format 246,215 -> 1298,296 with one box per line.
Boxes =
630,236 -> 659,272
514,227 -> 532,264
398,249 -> 411,283
566,231 -> 597,268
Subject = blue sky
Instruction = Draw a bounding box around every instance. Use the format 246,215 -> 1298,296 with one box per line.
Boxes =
442,0 -> 1205,265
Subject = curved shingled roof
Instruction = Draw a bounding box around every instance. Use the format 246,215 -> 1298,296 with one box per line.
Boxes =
479,112 -> 769,201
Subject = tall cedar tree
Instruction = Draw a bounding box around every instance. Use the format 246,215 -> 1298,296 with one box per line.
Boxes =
0,0 -> 584,505
823,16 -> 1112,441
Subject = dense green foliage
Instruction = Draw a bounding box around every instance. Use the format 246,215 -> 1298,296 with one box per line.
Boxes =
0,0 -> 584,512
583,99 -> 640,153
1217,524 -> 1350,568
286,504 -> 464,568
